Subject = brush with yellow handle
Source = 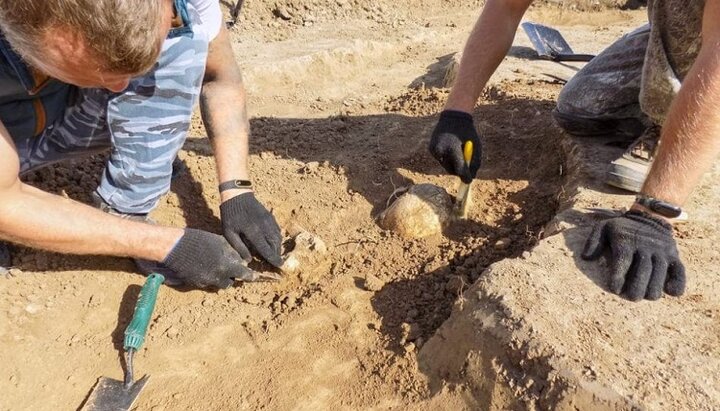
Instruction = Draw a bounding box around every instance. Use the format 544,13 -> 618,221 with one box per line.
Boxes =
455,140 -> 474,218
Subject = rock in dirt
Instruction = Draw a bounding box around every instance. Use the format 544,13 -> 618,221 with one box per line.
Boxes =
494,237 -> 511,250
362,273 -> 385,291
379,184 -> 453,239
280,228 -> 330,284
442,52 -> 462,87
24,303 -> 42,315
166,326 -> 179,339
400,322 -> 421,344
445,275 -> 466,294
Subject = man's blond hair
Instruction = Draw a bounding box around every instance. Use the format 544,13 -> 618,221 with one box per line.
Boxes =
0,0 -> 165,75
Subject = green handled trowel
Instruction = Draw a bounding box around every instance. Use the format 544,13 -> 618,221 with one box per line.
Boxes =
81,273 -> 164,411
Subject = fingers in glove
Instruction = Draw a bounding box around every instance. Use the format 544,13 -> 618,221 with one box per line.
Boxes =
262,219 -> 284,267
609,241 -> 634,294
582,222 -> 608,260
645,256 -> 668,300
217,277 -> 234,289
253,237 -> 284,268
225,230 -> 252,263
622,252 -> 653,301
442,146 -> 468,179
664,260 -> 686,296
240,225 -> 284,268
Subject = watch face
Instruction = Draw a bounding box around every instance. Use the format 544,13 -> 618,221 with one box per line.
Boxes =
651,201 -> 682,218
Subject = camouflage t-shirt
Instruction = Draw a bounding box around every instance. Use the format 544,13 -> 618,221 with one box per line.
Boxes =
640,0 -> 705,123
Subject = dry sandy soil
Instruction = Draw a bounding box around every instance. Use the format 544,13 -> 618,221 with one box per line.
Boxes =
2,1 -> 718,410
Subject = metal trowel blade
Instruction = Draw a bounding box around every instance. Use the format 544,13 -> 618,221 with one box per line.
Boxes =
455,182 -> 472,219
521,21 -> 575,58
81,375 -> 149,411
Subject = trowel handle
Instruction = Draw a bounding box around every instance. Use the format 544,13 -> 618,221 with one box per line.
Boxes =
463,140 -> 473,165
123,273 -> 165,351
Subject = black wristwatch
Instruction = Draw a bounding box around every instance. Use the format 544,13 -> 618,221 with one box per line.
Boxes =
218,179 -> 252,193
635,194 -> 682,218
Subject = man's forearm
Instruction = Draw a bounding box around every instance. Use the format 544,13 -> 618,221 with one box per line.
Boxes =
199,26 -> 252,203
445,0 -> 533,113
641,35 -> 720,206
0,183 -> 182,261
199,77 -> 251,202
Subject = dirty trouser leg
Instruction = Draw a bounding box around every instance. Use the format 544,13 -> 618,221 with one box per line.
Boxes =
94,31 -> 209,215
553,25 -> 651,138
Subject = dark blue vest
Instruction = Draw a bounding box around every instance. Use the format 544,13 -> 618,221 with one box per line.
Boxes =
0,31 -> 72,139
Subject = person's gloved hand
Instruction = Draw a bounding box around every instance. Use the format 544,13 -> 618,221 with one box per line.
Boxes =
582,209 -> 686,301
220,192 -> 283,267
163,229 -> 280,289
429,110 -> 482,184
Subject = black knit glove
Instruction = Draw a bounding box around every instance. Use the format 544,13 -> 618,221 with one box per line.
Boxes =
582,210 -> 686,301
220,193 -> 283,267
429,110 -> 482,184
163,229 -> 279,289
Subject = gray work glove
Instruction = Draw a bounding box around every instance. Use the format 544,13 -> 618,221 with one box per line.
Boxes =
582,210 -> 686,301
163,229 -> 280,289
220,192 -> 283,267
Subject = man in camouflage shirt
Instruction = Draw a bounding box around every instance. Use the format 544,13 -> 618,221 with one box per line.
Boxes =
429,0 -> 717,301
0,0 -> 282,288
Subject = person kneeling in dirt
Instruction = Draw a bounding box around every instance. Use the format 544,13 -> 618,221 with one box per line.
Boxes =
429,0 -> 720,301
0,0 -> 283,287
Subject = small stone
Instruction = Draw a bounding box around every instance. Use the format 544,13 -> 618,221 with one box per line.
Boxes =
8,268 -> 21,277
9,375 -> 17,383
280,255 -> 301,273
25,303 -> 42,314
521,251 -> 531,259
166,326 -> 179,339
404,342 -> 416,353
401,322 -> 421,343
201,298 -> 214,307
494,238 -> 511,250
363,273 -> 385,292
445,275 -> 466,293
303,161 -> 320,173
284,292 -> 298,307
274,6 -> 292,20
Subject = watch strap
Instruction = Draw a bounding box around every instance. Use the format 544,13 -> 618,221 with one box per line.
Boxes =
635,194 -> 682,218
219,179 -> 253,193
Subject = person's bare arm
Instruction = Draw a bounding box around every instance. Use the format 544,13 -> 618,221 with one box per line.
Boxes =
445,0 -> 534,112
199,26 -> 283,267
638,1 -> 720,211
199,26 -> 251,202
0,121 -> 182,261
